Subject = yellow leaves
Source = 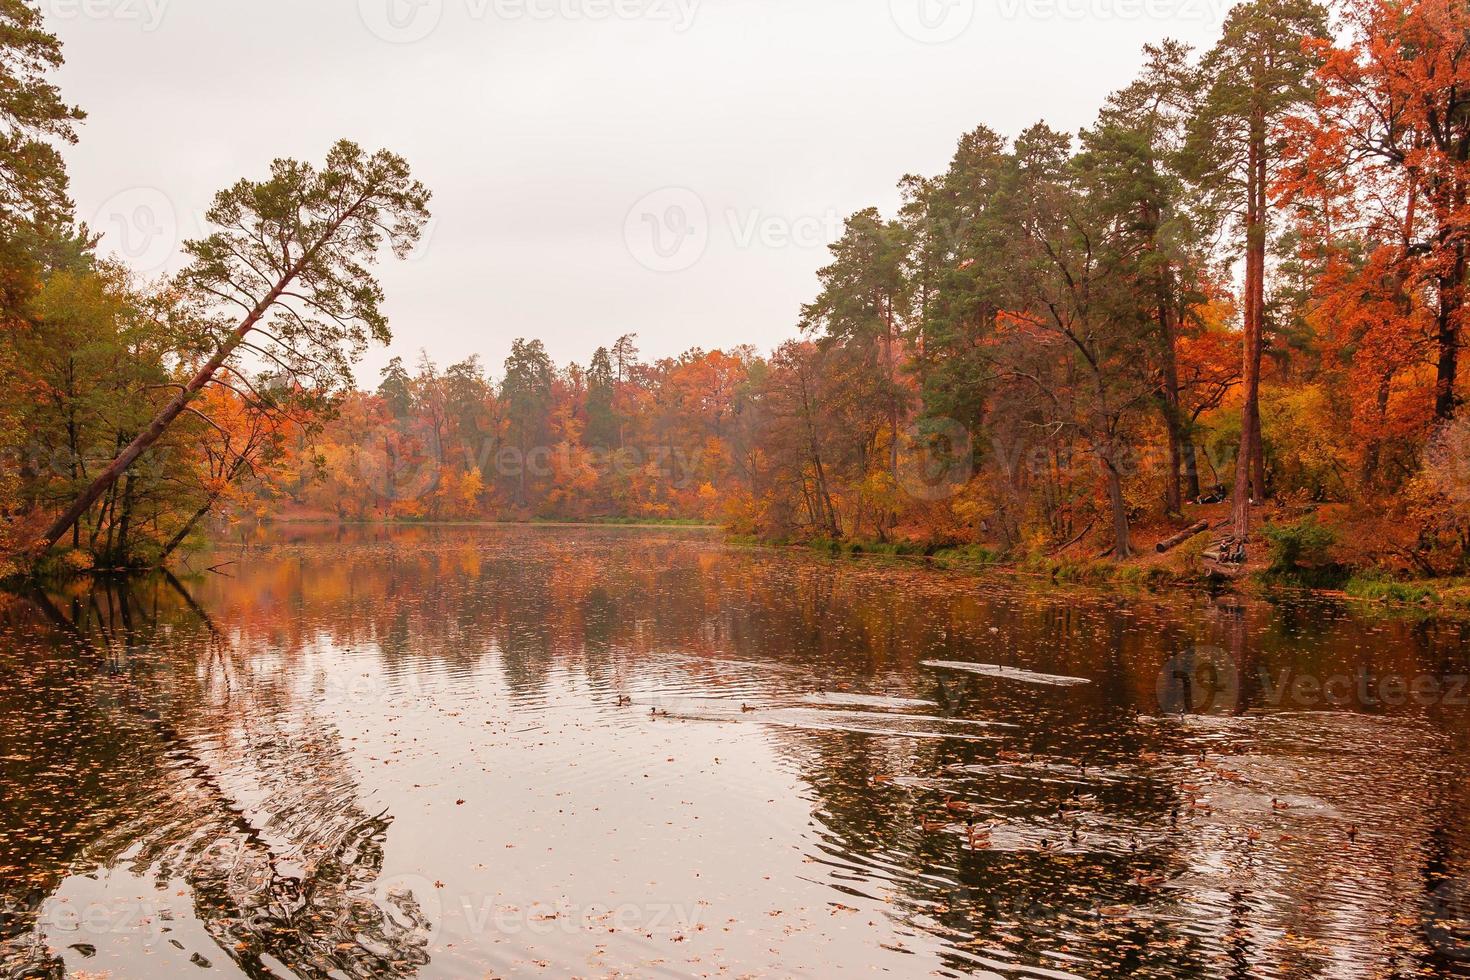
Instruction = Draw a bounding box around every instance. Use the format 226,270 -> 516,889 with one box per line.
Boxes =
455,469 -> 486,512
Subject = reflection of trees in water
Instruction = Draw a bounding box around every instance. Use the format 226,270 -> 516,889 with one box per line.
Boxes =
0,577 -> 432,978
7,529 -> 1467,977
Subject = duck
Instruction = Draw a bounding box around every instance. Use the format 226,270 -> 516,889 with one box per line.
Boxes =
919,817 -> 953,834
1133,871 -> 1167,889
1271,798 -> 1291,811
966,820 -> 994,849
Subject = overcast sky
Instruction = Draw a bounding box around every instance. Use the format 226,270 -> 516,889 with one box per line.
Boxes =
49,0 -> 1232,384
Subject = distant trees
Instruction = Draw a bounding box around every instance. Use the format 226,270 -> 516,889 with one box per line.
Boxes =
499,339 -> 554,505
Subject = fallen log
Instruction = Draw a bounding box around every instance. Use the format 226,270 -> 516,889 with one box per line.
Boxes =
1156,521 -> 1210,554
1049,520 -> 1095,555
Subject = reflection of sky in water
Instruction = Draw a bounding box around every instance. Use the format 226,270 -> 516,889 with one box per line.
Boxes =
1,525 -> 1468,978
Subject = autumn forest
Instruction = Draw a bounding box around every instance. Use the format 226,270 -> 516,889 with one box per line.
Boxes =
4,0 -> 1470,592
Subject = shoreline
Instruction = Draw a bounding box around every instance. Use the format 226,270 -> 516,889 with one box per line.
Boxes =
18,520 -> 1470,618
727,535 -> 1470,619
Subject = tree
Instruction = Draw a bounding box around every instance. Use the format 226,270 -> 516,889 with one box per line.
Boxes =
762,340 -> 840,537
611,333 -> 640,383
585,346 -> 618,448
1081,41 -> 1212,513
35,140 -> 431,553
801,208 -> 911,482
377,356 -> 413,418
1005,123 -> 1161,558
0,0 -> 85,238
1283,0 -> 1470,424
500,338 -> 553,506
158,380 -> 298,562
1187,0 -> 1328,541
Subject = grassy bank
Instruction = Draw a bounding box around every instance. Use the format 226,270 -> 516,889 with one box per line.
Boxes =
729,527 -> 1470,617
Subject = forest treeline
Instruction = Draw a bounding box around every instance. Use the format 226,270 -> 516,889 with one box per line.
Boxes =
3,0 -> 1470,582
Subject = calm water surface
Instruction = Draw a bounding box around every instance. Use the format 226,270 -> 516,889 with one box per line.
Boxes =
1,526 -> 1469,978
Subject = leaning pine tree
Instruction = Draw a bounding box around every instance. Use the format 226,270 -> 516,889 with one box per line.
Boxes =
35,139 -> 431,553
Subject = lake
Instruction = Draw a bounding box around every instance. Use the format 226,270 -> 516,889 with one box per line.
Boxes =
1,526 -> 1468,978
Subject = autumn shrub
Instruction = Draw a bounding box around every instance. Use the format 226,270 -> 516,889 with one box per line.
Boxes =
1261,515 -> 1344,585
1344,571 -> 1438,604
932,544 -> 1004,566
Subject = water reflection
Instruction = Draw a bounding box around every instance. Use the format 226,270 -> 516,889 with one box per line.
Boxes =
0,525 -> 1467,978
0,576 -> 432,978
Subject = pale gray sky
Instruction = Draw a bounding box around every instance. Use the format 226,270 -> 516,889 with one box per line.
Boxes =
49,0 -> 1231,383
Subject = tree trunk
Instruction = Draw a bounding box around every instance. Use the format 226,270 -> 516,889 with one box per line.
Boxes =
160,495 -> 219,564
1156,289 -> 1185,515
1248,113 -> 1269,502
1157,521 -> 1210,554
1435,242 -> 1465,421
160,456 -> 248,564
1152,224 -> 1187,515
1103,455 -> 1131,560
115,472 -> 135,565
1232,110 -> 1266,540
1180,432 -> 1202,501
37,273 -> 299,552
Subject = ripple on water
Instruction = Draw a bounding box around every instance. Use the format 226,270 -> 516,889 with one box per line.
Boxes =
1,526 -> 1467,979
